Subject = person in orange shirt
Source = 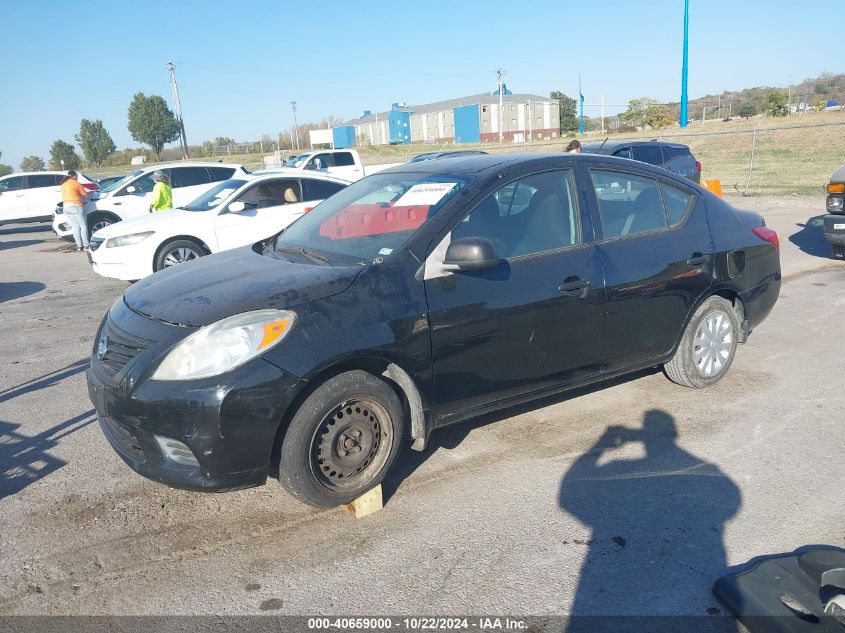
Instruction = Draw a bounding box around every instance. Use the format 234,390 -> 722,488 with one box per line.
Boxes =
60,170 -> 90,251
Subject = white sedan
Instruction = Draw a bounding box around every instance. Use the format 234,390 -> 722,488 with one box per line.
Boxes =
89,169 -> 349,281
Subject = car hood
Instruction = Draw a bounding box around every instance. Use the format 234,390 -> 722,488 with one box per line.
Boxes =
123,246 -> 363,327
94,209 -> 201,239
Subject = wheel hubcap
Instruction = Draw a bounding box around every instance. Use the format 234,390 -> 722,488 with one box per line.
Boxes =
311,398 -> 393,492
693,309 -> 733,378
91,220 -> 110,233
163,247 -> 199,267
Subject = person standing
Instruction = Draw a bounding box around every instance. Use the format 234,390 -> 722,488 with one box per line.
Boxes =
150,170 -> 173,212
60,170 -> 90,251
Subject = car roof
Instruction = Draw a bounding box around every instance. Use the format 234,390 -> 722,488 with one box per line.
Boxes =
139,162 -> 247,171
581,140 -> 690,154
240,169 -> 351,184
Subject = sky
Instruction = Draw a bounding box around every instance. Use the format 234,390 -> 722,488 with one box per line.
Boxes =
1,0 -> 841,169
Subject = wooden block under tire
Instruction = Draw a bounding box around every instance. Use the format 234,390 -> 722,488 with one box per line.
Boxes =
342,484 -> 383,518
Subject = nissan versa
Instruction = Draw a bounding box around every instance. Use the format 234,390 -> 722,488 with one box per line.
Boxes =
87,154 -> 781,508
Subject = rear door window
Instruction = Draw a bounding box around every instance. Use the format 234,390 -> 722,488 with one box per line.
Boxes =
27,174 -> 62,188
611,147 -> 634,159
304,179 -> 346,201
591,170 -> 668,239
207,166 -> 236,182
658,181 -> 695,226
0,176 -> 26,191
172,167 -> 211,188
634,144 -> 664,166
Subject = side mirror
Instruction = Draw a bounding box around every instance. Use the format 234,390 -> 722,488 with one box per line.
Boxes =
228,201 -> 247,213
443,237 -> 498,271
126,186 -> 137,194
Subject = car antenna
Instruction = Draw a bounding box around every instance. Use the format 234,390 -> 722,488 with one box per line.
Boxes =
597,137 -> 609,151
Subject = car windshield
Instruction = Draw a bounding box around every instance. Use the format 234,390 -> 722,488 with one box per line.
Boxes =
182,179 -> 247,211
268,172 -> 470,263
285,154 -> 311,168
100,170 -> 144,193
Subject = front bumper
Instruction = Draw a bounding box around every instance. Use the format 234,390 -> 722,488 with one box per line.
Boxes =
88,301 -> 305,491
90,238 -> 155,281
822,214 -> 845,246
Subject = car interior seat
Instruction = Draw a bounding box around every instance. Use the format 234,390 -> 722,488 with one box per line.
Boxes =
255,183 -> 278,208
512,189 -> 571,256
284,186 -> 300,203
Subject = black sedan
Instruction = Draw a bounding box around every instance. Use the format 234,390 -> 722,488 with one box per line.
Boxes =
87,153 -> 781,507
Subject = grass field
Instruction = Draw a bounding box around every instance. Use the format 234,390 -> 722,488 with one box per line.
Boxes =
87,110 -> 845,195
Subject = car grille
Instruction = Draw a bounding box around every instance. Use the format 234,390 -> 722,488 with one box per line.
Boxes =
99,415 -> 146,463
97,319 -> 151,379
90,237 -> 104,252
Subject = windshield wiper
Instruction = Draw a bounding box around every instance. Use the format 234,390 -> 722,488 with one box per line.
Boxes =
275,245 -> 329,265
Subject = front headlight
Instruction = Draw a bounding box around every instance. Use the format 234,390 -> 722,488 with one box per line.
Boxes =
106,231 -> 155,248
151,309 -> 296,381
827,195 -> 844,213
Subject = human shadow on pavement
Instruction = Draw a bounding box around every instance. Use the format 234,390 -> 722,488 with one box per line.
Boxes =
0,358 -> 89,405
559,409 -> 741,633
0,410 -> 95,500
0,281 -> 46,303
790,216 -> 832,259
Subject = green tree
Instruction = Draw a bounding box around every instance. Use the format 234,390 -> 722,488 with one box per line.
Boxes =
738,104 -> 757,119
621,98 -> 674,129
551,91 -> 578,133
813,97 -> 828,112
0,152 -> 12,177
75,119 -> 116,167
20,155 -> 46,171
48,140 -> 81,170
766,91 -> 788,116
127,93 -> 181,160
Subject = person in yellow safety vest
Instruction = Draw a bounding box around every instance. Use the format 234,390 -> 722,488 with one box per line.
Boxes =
150,170 -> 173,212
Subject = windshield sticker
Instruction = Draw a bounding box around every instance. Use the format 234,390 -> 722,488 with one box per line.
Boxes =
392,182 -> 457,207
378,247 -> 394,256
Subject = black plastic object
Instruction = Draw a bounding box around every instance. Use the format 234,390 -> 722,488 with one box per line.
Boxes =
713,545 -> 845,632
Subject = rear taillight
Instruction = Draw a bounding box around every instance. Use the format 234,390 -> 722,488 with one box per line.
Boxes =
82,182 -> 100,191
695,160 -> 702,172
752,226 -> 779,254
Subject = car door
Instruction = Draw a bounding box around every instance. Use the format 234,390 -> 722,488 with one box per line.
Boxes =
0,175 -> 29,222
25,174 -> 63,218
110,173 -> 157,219
170,166 -> 212,207
214,178 -> 307,250
325,151 -> 362,181
587,167 -> 714,370
424,168 -> 606,421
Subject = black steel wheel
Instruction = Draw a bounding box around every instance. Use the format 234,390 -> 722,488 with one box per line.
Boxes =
279,370 -> 405,507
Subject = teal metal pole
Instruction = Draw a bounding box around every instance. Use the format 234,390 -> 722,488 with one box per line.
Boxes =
579,94 -> 585,134
680,0 -> 689,127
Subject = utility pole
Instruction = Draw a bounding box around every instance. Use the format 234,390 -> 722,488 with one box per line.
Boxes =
601,94 -> 605,134
290,100 -> 299,150
167,61 -> 189,159
578,75 -> 585,135
496,68 -> 506,143
680,0 -> 690,128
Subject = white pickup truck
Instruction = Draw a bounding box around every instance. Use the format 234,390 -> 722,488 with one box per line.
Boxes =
269,149 -> 401,182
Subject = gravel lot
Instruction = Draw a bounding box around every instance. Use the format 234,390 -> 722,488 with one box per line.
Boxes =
0,195 -> 842,619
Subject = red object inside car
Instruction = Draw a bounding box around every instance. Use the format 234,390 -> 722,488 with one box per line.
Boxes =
319,204 -> 429,239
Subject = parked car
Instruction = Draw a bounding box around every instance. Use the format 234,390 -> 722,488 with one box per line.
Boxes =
823,165 -> 845,259
52,162 -> 248,238
88,153 -> 780,508
0,171 -> 98,226
283,149 -> 400,181
89,170 -> 349,281
582,140 -> 702,183
407,150 -> 489,163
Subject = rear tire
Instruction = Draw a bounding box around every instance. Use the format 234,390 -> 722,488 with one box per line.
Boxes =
664,296 -> 739,388
278,370 -> 405,508
154,239 -> 206,272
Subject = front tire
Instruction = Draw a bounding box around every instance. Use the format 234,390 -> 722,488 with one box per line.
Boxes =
154,239 -> 206,272
87,213 -> 117,235
664,296 -> 739,388
279,370 -> 405,508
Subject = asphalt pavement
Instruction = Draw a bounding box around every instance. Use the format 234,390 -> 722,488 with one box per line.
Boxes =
0,195 -> 842,621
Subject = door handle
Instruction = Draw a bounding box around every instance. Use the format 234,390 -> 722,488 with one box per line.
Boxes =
113,201 -> 121,205
686,254 -> 711,266
558,278 -> 591,298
